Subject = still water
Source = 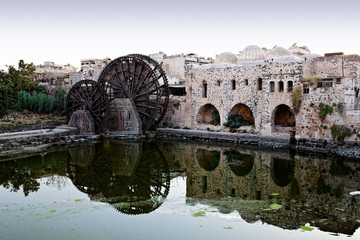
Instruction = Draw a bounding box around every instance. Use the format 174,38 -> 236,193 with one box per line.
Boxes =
0,140 -> 360,240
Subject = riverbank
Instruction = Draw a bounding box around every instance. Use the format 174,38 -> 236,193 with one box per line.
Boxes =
0,127 -> 359,161
155,128 -> 360,160
0,111 -> 67,133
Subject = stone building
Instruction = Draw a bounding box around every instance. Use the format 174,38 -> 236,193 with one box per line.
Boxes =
150,52 -> 213,97
35,61 -> 77,90
80,58 -> 112,81
68,57 -> 112,87
162,44 -> 360,142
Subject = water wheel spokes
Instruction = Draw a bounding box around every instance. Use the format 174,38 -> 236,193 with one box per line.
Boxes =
98,55 -> 169,130
66,79 -> 108,133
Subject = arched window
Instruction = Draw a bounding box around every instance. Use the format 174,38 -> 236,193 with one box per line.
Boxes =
279,81 -> 284,92
245,79 -> 249,86
269,81 -> 275,92
231,80 -> 236,90
202,81 -> 207,98
303,84 -> 309,94
258,78 -> 263,90
287,81 -> 293,92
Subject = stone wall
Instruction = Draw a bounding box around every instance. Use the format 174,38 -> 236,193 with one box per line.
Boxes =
187,62 -> 302,135
160,54 -> 360,144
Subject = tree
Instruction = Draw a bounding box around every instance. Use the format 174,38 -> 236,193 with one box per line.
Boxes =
0,60 -> 42,116
6,60 -> 38,92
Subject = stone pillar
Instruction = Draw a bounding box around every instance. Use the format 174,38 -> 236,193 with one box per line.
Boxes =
68,110 -> 95,134
108,98 -> 143,135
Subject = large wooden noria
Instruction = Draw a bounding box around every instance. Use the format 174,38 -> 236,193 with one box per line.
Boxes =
66,54 -> 169,133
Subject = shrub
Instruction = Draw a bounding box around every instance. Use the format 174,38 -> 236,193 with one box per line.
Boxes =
210,109 -> 220,126
331,125 -> 351,144
17,87 -> 66,115
0,85 -> 16,117
223,114 -> 252,129
318,103 -> 333,120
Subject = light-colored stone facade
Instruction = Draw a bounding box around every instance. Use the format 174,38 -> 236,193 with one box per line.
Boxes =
162,45 -> 360,143
150,52 -> 213,84
35,61 -> 77,90
80,58 -> 112,81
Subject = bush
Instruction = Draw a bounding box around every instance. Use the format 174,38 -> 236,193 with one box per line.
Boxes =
0,85 -> 16,117
318,103 -> 333,120
210,109 -> 220,126
331,125 -> 351,144
17,87 -> 67,115
223,114 -> 252,128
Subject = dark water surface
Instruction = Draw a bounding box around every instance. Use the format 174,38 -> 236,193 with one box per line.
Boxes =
1,140 -> 360,240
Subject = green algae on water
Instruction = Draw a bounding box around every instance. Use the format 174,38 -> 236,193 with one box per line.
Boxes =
270,204 -> 282,210
301,226 -> 314,231
193,211 -> 205,217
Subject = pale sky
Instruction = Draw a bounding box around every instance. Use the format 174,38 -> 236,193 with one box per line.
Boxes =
1,0 -> 360,70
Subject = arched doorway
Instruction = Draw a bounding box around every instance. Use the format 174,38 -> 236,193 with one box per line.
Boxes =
224,104 -> 254,128
273,104 -> 295,132
196,104 -> 220,125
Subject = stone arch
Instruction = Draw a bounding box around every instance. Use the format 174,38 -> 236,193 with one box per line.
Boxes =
196,104 -> 220,125
228,103 -> 255,125
196,149 -> 220,171
273,104 -> 295,127
271,158 -> 295,187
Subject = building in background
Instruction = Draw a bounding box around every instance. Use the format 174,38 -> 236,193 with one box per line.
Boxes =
150,52 -> 213,97
35,61 -> 77,91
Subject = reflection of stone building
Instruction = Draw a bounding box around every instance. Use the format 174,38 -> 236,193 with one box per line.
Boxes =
35,61 -> 77,90
173,141 -> 360,235
162,44 -> 360,142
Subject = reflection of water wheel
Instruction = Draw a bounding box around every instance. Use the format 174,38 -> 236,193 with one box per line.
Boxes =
102,143 -> 170,215
67,142 -> 170,215
67,145 -> 112,195
98,55 -> 169,130
65,80 -> 108,133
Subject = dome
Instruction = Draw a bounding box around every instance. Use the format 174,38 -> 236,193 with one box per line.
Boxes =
215,52 -> 238,64
238,45 -> 267,62
267,46 -> 292,58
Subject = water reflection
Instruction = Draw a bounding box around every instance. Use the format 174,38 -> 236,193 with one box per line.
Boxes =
224,151 -> 254,176
0,140 -> 360,236
196,149 -> 220,171
172,142 -> 360,235
68,141 -> 170,215
271,158 -> 295,187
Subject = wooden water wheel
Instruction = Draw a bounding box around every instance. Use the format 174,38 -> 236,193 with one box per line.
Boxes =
97,55 -> 169,131
65,79 -> 108,133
